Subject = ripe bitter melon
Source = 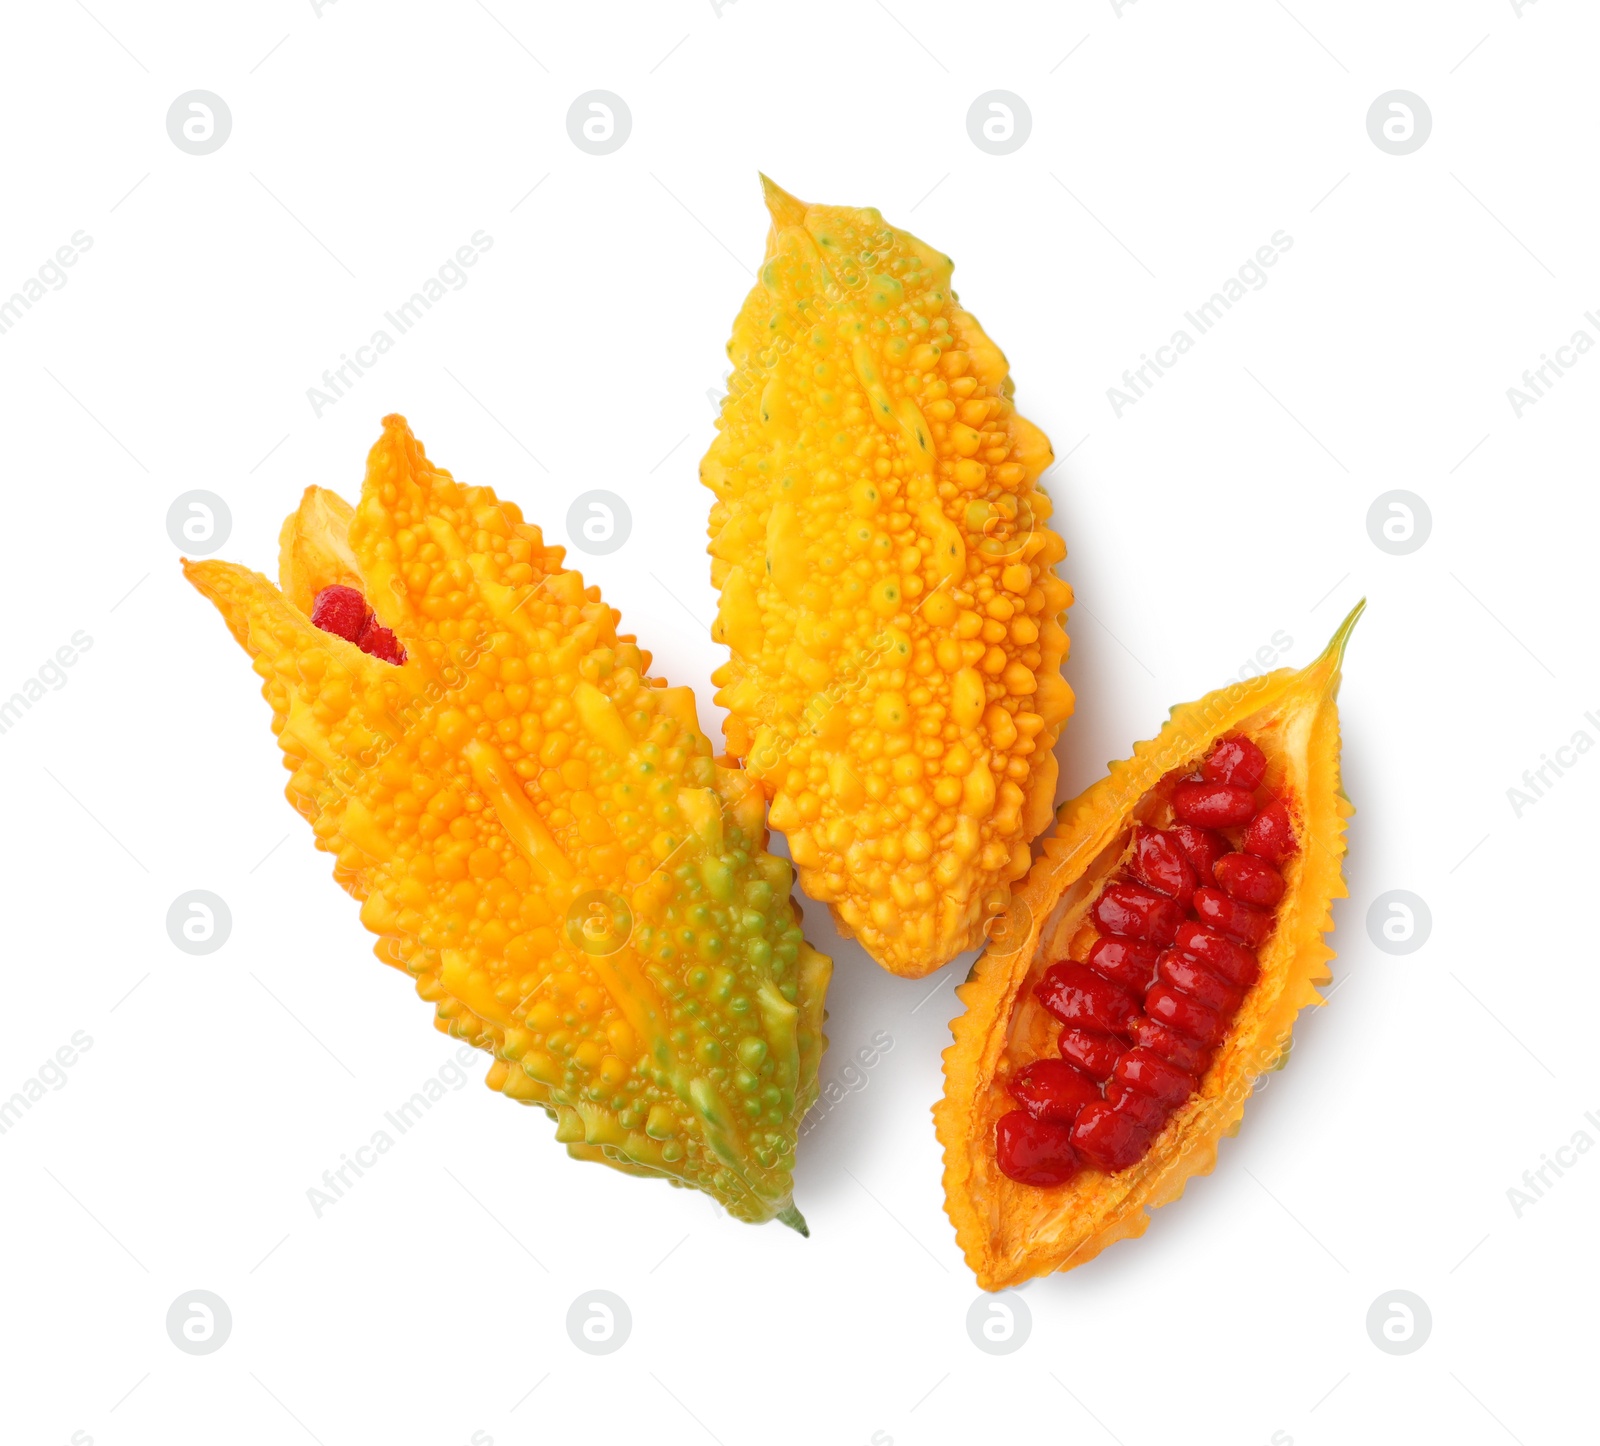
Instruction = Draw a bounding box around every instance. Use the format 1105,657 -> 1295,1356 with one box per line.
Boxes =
702,179 -> 1073,978
185,415 -> 830,1228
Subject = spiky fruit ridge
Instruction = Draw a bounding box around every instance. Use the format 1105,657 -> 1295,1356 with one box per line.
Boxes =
936,605 -> 1362,1287
701,179 -> 1074,978
185,415 -> 831,1226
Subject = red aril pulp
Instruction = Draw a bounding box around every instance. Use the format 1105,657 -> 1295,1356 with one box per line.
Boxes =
1092,881 -> 1184,945
996,734 -> 1299,1185
1086,936 -> 1161,993
1214,853 -> 1285,908
1007,1060 -> 1101,1124
995,1111 -> 1081,1186
1035,963 -> 1140,1035
310,584 -> 407,665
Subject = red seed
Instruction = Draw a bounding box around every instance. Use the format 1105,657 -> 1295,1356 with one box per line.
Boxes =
1112,1046 -> 1198,1107
357,619 -> 407,665
1194,886 -> 1272,948
1145,983 -> 1229,1047
1202,735 -> 1268,790
1128,826 -> 1197,904
1057,1028 -> 1123,1081
1036,963 -> 1140,1035
1157,950 -> 1245,1015
1173,921 -> 1260,987
1129,1015 -> 1213,1076
1244,799 -> 1297,863
1006,1059 -> 1100,1125
1172,780 -> 1258,828
1106,1077 -> 1170,1133
1214,852 -> 1284,908
310,584 -> 369,643
1092,881 -> 1184,946
1071,1101 -> 1152,1172
1086,937 -> 1161,994
995,1110 -> 1082,1187
1170,823 -> 1231,882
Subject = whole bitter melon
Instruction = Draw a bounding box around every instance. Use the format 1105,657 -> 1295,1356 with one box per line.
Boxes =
702,179 -> 1074,977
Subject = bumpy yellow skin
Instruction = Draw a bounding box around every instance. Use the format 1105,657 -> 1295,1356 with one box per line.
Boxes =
185,416 -> 830,1227
936,604 -> 1363,1288
703,180 -> 1074,978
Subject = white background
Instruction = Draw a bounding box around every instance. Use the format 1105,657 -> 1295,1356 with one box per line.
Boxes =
1,1 -> 1594,1443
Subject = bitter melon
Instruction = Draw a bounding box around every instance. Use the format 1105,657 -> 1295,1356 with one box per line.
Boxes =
185,415 -> 830,1227
702,179 -> 1073,977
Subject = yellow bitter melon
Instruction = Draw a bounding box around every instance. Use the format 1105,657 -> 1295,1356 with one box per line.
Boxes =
185,414 -> 831,1228
702,178 -> 1074,978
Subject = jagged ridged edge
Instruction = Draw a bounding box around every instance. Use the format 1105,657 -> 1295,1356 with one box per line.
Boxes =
934,604 -> 1361,1288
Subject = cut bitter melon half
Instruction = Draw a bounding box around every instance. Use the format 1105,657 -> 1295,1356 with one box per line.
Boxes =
701,178 -> 1073,978
184,415 -> 830,1228
935,604 -> 1362,1288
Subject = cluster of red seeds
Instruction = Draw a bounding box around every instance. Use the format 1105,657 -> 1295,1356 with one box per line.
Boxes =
310,584 -> 407,665
994,734 -> 1297,1186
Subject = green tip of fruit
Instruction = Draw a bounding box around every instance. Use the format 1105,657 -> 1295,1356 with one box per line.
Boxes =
776,1203 -> 809,1237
